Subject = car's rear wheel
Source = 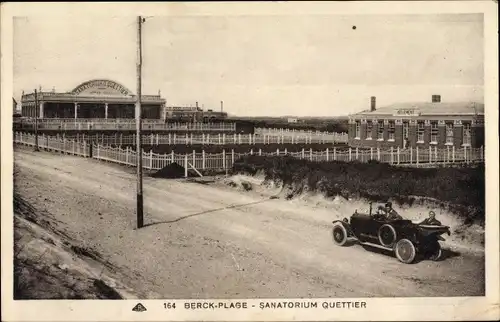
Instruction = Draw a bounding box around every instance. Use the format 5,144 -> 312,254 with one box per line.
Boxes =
429,242 -> 442,261
394,239 -> 417,264
378,224 -> 397,248
332,223 -> 348,246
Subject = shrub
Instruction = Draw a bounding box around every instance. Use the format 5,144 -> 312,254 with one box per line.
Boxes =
233,156 -> 485,222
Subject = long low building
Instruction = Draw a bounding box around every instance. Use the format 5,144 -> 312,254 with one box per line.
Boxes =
20,78 -> 228,123
348,95 -> 485,149
21,79 -> 166,120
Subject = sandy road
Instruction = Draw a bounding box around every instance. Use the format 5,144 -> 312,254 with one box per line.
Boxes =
13,147 -> 484,298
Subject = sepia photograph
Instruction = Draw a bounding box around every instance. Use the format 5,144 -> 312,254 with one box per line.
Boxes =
1,1 -> 498,321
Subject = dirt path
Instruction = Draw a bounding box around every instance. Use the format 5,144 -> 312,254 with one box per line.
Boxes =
13,147 -> 485,298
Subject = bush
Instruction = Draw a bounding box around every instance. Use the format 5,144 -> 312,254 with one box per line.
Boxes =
233,156 -> 485,223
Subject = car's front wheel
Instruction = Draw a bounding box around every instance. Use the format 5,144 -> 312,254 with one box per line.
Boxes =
332,223 -> 348,246
394,239 -> 417,264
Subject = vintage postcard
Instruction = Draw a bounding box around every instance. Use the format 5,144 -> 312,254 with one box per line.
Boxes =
1,1 -> 498,321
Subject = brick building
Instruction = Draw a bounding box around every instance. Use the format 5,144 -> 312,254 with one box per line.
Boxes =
348,95 -> 485,149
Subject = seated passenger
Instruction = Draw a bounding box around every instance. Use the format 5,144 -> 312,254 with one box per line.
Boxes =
419,211 -> 442,226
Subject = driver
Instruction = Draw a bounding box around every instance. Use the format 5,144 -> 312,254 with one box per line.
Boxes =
419,211 -> 442,226
378,202 -> 403,220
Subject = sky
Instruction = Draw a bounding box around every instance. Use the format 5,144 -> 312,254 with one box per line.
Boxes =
13,13 -> 484,117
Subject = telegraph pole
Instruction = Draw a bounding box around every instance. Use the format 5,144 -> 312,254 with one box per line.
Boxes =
34,89 -> 39,151
136,16 -> 144,229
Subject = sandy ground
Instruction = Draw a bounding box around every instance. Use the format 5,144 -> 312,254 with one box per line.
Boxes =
13,146 -> 485,298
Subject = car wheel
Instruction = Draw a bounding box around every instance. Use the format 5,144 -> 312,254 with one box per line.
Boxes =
378,224 -> 397,248
332,223 -> 348,246
394,239 -> 417,264
429,243 -> 442,261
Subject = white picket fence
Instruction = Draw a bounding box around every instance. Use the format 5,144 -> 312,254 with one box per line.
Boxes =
13,119 -> 236,132
255,127 -> 349,144
14,133 -> 484,176
14,132 -> 91,157
51,131 -> 346,146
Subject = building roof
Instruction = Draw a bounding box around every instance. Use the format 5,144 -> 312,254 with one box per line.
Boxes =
353,101 -> 484,117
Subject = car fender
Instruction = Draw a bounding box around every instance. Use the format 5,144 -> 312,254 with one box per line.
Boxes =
332,219 -> 354,235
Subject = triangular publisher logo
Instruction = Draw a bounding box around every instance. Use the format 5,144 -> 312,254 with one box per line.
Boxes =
132,303 -> 147,312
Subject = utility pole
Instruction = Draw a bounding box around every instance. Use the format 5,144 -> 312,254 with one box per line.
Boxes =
34,89 -> 39,151
136,16 -> 144,229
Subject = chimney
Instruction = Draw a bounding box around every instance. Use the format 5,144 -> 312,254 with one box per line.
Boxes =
196,101 -> 199,110
221,100 -> 224,113
370,96 -> 376,111
432,95 -> 441,103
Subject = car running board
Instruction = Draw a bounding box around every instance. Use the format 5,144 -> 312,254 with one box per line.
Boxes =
358,241 -> 393,252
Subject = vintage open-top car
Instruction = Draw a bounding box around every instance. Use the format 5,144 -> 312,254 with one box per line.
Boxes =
331,203 -> 451,264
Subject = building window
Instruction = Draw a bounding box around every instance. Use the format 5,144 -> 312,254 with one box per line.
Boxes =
446,123 -> 454,144
417,121 -> 425,142
388,121 -> 395,141
355,121 -> 361,139
463,123 -> 471,145
377,121 -> 384,140
366,121 -> 373,139
430,121 -> 438,143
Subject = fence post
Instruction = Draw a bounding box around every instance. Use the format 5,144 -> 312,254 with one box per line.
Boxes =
326,148 -> 329,161
334,147 -> 337,161
231,149 -> 235,167
464,147 -> 467,163
302,148 -> 305,159
185,133 -> 188,144
480,145 -> 484,161
238,134 -> 241,145
233,133 -> 236,144
355,147 -> 359,160
390,146 -> 394,165
434,146 -> 438,162
410,147 -> 413,164
429,146 -> 432,163
174,133 -> 177,145
416,147 -> 419,165
150,150 -> 154,169
397,146 -> 400,165
126,147 -> 129,164
171,151 -> 175,163
218,133 -> 221,144
452,145 -> 455,163
190,133 -> 194,145
310,148 -> 313,161
202,150 -> 206,169
370,147 -> 374,161
193,150 -> 196,169
184,154 -> 188,178
222,149 -> 226,169
349,147 -> 352,161
377,148 -> 381,161
250,149 -> 254,155
259,148 -> 262,156
223,133 -> 226,145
